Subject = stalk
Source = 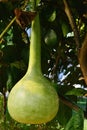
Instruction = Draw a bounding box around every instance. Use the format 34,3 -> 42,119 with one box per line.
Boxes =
27,14 -> 42,76
0,17 -> 16,41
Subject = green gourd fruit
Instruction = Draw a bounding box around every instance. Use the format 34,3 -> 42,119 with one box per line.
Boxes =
7,14 -> 59,124
44,29 -> 57,47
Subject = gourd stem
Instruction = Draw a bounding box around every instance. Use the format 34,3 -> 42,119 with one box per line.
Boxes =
27,14 -> 42,76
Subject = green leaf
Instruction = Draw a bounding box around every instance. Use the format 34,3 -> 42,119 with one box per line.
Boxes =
36,0 -> 40,6
61,22 -> 70,37
57,100 -> 72,127
65,88 -> 87,96
1,45 -> 19,63
30,0 -> 40,7
65,109 -> 84,130
58,85 -> 74,96
6,70 -> 13,91
11,60 -> 26,71
0,94 -> 4,123
48,10 -> 56,22
84,119 -> 87,130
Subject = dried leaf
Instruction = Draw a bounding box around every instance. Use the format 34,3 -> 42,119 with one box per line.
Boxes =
14,8 -> 37,29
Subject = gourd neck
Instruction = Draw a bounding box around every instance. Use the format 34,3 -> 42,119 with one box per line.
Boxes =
27,14 -> 42,76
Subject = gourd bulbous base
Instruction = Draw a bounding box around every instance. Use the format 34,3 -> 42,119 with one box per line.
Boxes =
7,74 -> 59,124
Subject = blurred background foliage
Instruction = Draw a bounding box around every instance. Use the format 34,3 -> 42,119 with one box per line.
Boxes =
0,0 -> 87,129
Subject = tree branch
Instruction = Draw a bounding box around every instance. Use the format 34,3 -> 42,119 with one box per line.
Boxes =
63,0 -> 80,55
59,95 -> 87,118
79,34 -> 87,85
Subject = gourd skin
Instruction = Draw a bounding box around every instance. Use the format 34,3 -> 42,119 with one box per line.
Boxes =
7,14 -> 59,124
7,74 -> 59,124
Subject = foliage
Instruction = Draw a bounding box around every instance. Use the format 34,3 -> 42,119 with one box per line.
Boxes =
0,0 -> 87,129
65,109 -> 84,130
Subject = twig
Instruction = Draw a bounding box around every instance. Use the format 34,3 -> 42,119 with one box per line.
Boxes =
53,55 -> 60,74
63,0 -> 80,55
0,17 -> 16,41
59,95 -> 80,111
59,95 -> 87,118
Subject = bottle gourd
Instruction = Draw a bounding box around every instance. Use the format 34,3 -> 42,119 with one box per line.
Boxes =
7,14 -> 59,124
